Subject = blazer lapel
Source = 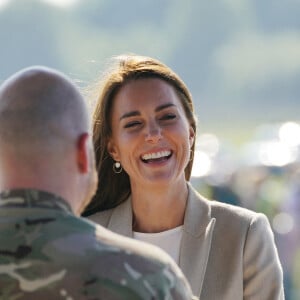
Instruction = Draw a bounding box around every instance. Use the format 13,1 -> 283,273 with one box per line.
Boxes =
180,184 -> 216,297
107,197 -> 134,238
106,186 -> 215,298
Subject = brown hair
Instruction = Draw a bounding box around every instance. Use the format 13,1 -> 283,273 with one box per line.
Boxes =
83,54 -> 197,216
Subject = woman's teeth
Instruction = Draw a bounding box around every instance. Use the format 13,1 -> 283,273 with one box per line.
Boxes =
142,150 -> 171,161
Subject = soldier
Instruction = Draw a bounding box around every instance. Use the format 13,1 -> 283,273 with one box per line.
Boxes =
0,66 -> 195,300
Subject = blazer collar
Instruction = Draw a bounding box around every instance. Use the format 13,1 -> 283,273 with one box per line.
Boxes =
180,182 -> 215,297
184,182 -> 213,236
106,183 -> 215,297
107,197 -> 134,237
107,183 -> 213,235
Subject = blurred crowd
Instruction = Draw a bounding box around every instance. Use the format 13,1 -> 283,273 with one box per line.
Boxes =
191,121 -> 300,300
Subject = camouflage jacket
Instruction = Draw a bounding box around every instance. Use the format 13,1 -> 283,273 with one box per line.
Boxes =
0,189 -> 193,300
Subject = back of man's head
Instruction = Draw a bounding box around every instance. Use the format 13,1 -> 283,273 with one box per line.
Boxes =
0,66 -> 97,214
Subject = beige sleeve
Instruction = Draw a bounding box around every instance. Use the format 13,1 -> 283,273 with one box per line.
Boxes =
243,213 -> 285,300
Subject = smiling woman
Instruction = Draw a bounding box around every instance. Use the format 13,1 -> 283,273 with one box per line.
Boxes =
107,77 -> 194,190
84,54 -> 284,300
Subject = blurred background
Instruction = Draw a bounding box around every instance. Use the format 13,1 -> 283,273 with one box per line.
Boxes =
0,0 -> 299,298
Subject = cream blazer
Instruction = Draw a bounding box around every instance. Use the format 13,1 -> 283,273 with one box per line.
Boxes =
89,183 -> 284,300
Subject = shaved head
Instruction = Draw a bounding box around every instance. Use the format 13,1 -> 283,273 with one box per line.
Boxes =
0,66 -> 97,214
0,66 -> 89,154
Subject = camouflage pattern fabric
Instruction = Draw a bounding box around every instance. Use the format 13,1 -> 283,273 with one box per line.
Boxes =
0,189 -> 193,300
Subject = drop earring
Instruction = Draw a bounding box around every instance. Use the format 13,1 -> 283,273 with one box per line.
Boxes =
113,161 -> 123,174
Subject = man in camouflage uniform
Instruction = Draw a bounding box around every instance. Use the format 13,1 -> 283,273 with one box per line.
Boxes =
0,67 -> 194,300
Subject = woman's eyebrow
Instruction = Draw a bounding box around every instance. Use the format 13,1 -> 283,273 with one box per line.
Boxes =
155,103 -> 175,112
119,111 -> 140,120
119,103 -> 176,120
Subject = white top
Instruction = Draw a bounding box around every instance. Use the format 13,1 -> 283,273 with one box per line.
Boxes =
133,226 -> 183,264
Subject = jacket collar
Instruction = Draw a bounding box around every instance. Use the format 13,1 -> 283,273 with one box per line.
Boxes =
106,182 -> 215,297
107,197 -> 134,237
184,182 -> 213,236
180,182 -> 215,297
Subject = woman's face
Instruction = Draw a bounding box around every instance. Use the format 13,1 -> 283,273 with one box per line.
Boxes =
108,78 -> 195,188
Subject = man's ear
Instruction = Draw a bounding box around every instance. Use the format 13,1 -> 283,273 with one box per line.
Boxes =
107,139 -> 120,161
77,133 -> 89,173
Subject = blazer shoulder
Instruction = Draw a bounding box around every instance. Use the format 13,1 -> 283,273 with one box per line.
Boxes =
215,198 -> 269,222
190,184 -> 269,232
210,199 -> 262,220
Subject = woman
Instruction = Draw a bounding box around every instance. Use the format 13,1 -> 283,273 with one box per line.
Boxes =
84,54 -> 284,299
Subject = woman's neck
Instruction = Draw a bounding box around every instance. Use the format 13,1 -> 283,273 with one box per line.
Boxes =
130,180 -> 188,233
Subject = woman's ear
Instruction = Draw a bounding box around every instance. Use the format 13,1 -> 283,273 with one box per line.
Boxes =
107,139 -> 120,161
189,126 -> 195,147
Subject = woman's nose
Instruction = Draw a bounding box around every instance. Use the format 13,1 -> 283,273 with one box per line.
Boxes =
145,123 -> 162,143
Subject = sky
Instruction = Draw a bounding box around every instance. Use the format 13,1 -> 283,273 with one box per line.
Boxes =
0,0 -> 299,146
0,0 -> 79,9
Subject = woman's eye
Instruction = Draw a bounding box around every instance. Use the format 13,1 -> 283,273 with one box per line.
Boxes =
124,121 -> 141,128
161,113 -> 176,120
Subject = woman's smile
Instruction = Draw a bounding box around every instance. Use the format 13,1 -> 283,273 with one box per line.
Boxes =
141,149 -> 172,163
108,77 -> 194,185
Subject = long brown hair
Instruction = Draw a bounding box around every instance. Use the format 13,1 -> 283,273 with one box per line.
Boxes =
83,54 -> 197,216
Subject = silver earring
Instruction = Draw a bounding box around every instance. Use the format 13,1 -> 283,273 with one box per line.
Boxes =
113,161 -> 123,174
